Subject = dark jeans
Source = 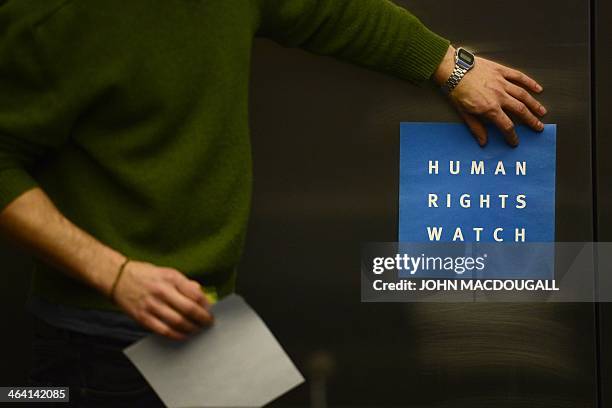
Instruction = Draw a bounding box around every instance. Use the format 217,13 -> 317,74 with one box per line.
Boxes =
28,317 -> 165,407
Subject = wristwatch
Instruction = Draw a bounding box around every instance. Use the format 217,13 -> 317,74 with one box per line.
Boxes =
442,47 -> 476,93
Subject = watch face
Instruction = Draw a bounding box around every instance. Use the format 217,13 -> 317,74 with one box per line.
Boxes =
457,48 -> 474,66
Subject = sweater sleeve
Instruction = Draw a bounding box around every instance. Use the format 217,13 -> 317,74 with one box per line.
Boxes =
0,16 -> 74,211
255,0 -> 450,84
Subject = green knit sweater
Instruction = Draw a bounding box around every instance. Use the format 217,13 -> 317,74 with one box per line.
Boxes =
0,0 -> 449,310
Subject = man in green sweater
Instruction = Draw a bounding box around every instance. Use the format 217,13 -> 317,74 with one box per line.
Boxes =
0,0 -> 546,405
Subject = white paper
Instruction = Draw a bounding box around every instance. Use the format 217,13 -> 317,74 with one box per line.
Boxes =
124,294 -> 304,408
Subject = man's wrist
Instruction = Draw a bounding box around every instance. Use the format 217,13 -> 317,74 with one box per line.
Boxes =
84,246 -> 127,297
432,45 -> 456,86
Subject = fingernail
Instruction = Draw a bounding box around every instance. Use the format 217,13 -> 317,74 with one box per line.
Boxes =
536,84 -> 543,92
538,122 -> 545,130
539,106 -> 547,115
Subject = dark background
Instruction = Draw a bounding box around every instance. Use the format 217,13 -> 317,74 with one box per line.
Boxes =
1,0 -> 610,407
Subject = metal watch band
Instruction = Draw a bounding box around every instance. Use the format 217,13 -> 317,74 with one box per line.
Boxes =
443,65 -> 468,93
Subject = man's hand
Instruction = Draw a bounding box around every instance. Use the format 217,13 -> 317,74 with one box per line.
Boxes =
0,187 -> 213,341
433,46 -> 547,147
113,261 -> 213,341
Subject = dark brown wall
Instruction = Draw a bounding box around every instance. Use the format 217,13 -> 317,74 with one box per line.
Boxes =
241,0 -> 597,406
595,0 -> 612,405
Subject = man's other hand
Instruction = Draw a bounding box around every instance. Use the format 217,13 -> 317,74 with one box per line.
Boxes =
112,260 -> 214,340
433,46 -> 547,147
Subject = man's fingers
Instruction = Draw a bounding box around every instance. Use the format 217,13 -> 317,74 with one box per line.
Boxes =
160,287 -> 214,326
505,82 -> 547,117
141,314 -> 187,341
175,278 -> 206,307
458,110 -> 488,146
149,298 -> 200,334
486,107 -> 519,147
503,97 -> 544,132
502,67 -> 542,93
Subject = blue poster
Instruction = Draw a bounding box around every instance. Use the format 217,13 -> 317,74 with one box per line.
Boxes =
398,122 -> 556,279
